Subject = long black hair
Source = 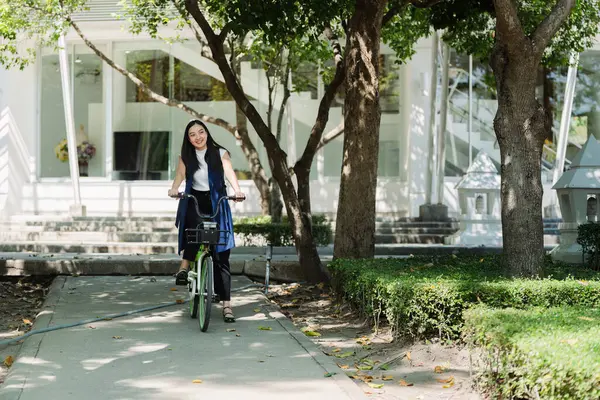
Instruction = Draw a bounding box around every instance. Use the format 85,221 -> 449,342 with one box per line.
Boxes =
180,120 -> 228,186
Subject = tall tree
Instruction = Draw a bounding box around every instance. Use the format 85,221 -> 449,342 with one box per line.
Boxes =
116,0 -> 350,281
430,0 -> 600,276
333,0 -> 442,259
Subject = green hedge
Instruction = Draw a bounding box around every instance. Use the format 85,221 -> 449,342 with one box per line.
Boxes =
464,306 -> 600,400
577,222 -> 600,269
233,214 -> 332,246
328,255 -> 600,341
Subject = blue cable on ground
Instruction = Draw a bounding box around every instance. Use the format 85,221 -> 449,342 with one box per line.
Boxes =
0,283 -> 264,347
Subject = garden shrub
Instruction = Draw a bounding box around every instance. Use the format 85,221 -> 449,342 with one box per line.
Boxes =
577,222 -> 600,270
463,305 -> 600,400
233,214 -> 332,246
328,255 -> 600,341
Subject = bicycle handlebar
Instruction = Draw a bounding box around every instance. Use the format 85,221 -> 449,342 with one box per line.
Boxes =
173,192 -> 245,220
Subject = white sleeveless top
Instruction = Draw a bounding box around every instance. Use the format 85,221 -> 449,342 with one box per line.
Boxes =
192,148 -> 227,191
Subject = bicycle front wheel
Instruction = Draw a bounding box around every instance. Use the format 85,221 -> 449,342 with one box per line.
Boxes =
188,262 -> 198,319
198,254 -> 213,332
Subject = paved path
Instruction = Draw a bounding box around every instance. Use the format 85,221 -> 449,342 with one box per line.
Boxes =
0,276 -> 365,400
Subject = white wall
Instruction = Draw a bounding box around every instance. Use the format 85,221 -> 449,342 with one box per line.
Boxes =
0,61 -> 37,218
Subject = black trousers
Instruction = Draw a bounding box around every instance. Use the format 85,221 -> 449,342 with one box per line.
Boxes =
182,189 -> 231,301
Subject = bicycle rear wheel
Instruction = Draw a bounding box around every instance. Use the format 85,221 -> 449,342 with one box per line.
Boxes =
198,254 -> 213,332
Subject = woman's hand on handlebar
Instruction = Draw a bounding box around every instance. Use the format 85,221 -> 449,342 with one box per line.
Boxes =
168,188 -> 180,198
233,190 -> 245,202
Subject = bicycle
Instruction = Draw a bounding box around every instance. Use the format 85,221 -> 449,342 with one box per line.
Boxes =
175,192 -> 244,332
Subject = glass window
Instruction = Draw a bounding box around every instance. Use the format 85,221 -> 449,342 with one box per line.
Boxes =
379,54 -> 400,114
113,43 -> 249,181
40,44 -> 105,178
73,45 -> 105,177
40,54 -> 69,178
124,49 -> 232,103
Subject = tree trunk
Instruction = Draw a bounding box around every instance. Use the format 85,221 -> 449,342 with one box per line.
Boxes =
333,0 -> 386,259
491,44 -> 546,277
235,103 -> 270,215
542,66 -> 554,142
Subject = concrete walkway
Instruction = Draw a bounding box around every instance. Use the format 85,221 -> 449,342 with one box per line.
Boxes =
0,276 -> 366,400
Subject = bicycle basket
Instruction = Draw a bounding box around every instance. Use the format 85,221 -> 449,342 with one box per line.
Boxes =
185,222 -> 231,246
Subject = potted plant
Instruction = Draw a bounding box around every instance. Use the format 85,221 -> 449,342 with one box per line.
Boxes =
54,138 -> 96,177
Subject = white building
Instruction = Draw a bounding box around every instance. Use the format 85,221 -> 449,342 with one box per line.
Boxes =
0,2 -> 596,221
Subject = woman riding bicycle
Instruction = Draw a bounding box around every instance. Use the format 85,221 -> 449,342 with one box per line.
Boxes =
168,120 -> 245,323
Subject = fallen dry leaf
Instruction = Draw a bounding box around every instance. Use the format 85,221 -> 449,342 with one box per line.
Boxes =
170,288 -> 178,291
192,379 -> 203,384
112,336 -> 123,339
436,376 -> 454,384
434,365 -> 446,373
304,330 -> 321,337
22,319 -> 32,325
176,299 -> 184,304
226,328 -> 236,332
406,351 -> 412,361
443,380 -> 455,389
337,364 -> 350,369
89,325 -> 96,329
253,308 -> 261,312
324,372 -> 337,377
367,382 -> 384,389
235,333 -> 241,337
336,351 -> 355,359
4,356 -> 14,368
382,375 -> 394,381
398,379 -> 414,387
332,348 -> 341,353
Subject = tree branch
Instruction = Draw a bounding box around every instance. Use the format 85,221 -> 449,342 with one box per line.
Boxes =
172,1 -> 213,60
183,0 -> 286,164
532,0 -> 576,56
294,27 -> 345,173
276,59 -> 292,142
67,16 -> 234,133
492,0 -> 527,50
316,122 -> 344,151
218,22 -> 234,42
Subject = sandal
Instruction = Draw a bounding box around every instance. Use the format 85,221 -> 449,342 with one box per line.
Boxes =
175,269 -> 188,286
223,306 -> 235,323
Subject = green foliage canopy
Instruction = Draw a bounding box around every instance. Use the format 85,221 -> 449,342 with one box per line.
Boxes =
428,0 -> 600,67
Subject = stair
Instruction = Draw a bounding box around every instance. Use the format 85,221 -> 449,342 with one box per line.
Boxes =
0,215 -> 562,254
375,218 -> 459,244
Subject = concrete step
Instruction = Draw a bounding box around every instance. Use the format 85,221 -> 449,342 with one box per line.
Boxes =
375,221 -> 457,229
0,241 -> 180,254
0,221 -> 177,232
375,233 -> 447,244
0,231 -> 181,243
376,227 -> 458,235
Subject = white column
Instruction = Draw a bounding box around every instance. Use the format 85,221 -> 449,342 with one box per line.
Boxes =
424,31 -> 439,205
435,42 -> 450,204
58,34 -> 85,216
553,53 -> 579,184
104,41 -> 114,180
468,55 -> 473,168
